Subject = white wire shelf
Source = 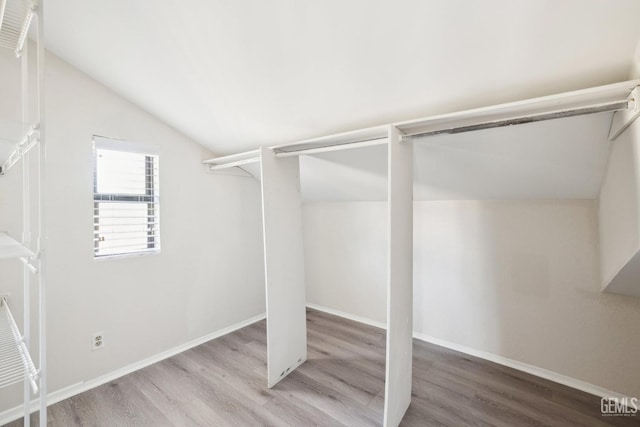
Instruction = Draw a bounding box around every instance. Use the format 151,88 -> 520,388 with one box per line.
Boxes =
0,121 -> 39,175
0,0 -> 37,56
0,232 -> 35,259
0,296 -> 39,393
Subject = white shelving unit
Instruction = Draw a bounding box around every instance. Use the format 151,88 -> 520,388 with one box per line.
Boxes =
0,0 -> 47,426
0,295 -> 39,393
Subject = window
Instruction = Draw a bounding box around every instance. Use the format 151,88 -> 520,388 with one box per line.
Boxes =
93,136 -> 160,258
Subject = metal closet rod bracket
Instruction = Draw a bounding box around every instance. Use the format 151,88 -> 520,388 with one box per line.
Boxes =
609,86 -> 640,141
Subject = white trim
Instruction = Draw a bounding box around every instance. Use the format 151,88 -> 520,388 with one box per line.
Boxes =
305,303 -> 632,402
306,303 -> 386,329
0,313 -> 266,426
93,249 -> 161,262
411,331 -> 632,402
93,135 -> 160,155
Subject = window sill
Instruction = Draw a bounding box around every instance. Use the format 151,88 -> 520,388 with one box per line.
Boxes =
93,250 -> 160,262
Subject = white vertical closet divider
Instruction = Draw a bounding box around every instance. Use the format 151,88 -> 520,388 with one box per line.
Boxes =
259,147 -> 308,388
383,125 -> 413,427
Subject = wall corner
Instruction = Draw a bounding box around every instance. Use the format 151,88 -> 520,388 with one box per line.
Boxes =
630,40 -> 640,80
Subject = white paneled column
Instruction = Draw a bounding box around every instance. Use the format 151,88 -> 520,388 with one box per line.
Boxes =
383,125 -> 413,427
260,147 -> 308,388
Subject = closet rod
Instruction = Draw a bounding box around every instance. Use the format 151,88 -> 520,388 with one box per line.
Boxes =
401,100 -> 629,139
274,137 -> 387,158
271,125 -> 388,156
394,80 -> 638,139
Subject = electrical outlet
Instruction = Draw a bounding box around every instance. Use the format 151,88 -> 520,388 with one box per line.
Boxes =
92,332 -> 104,351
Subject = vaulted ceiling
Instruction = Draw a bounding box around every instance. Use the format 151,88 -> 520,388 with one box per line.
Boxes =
45,0 -> 640,156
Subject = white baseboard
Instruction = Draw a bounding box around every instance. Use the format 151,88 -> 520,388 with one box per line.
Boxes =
0,313 -> 266,426
306,303 -> 631,401
306,303 -> 387,329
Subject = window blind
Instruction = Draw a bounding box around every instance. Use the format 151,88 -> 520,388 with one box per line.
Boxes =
93,140 -> 160,258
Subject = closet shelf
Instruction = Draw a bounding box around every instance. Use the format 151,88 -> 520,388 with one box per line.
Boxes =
0,296 -> 39,393
0,232 -> 35,259
0,121 -> 39,175
0,0 -> 37,55
203,149 -> 261,171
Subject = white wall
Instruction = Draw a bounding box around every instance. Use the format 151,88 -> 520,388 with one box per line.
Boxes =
598,119 -> 640,296
304,203 -> 387,321
303,200 -> 640,398
0,49 -> 265,412
631,39 -> 640,79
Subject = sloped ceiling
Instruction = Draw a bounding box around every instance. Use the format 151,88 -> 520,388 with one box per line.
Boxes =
45,0 -> 640,156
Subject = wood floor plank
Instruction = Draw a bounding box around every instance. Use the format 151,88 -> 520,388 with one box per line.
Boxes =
100,376 -> 173,427
164,398 -> 233,427
176,349 -> 273,407
263,391 -> 348,427
295,357 -> 383,407
368,390 -> 386,419
474,386 -> 612,427
306,343 -> 386,382
4,308 -> 639,427
270,369 -> 383,427
165,355 -> 286,427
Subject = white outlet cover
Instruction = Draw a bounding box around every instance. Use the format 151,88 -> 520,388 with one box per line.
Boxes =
92,332 -> 104,351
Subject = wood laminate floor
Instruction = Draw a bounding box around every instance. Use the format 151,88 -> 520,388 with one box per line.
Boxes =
4,308 -> 639,426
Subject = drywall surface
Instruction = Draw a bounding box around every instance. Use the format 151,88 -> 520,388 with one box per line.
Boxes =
304,203 -> 387,322
631,40 -> 640,79
598,119 -> 640,295
0,49 -> 265,412
303,200 -> 640,398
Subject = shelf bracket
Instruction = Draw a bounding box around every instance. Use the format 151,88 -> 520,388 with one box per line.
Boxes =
19,257 -> 38,274
0,125 -> 40,175
609,87 -> 640,141
206,166 -> 255,178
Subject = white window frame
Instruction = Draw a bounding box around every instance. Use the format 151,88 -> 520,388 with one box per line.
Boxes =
93,136 -> 161,260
